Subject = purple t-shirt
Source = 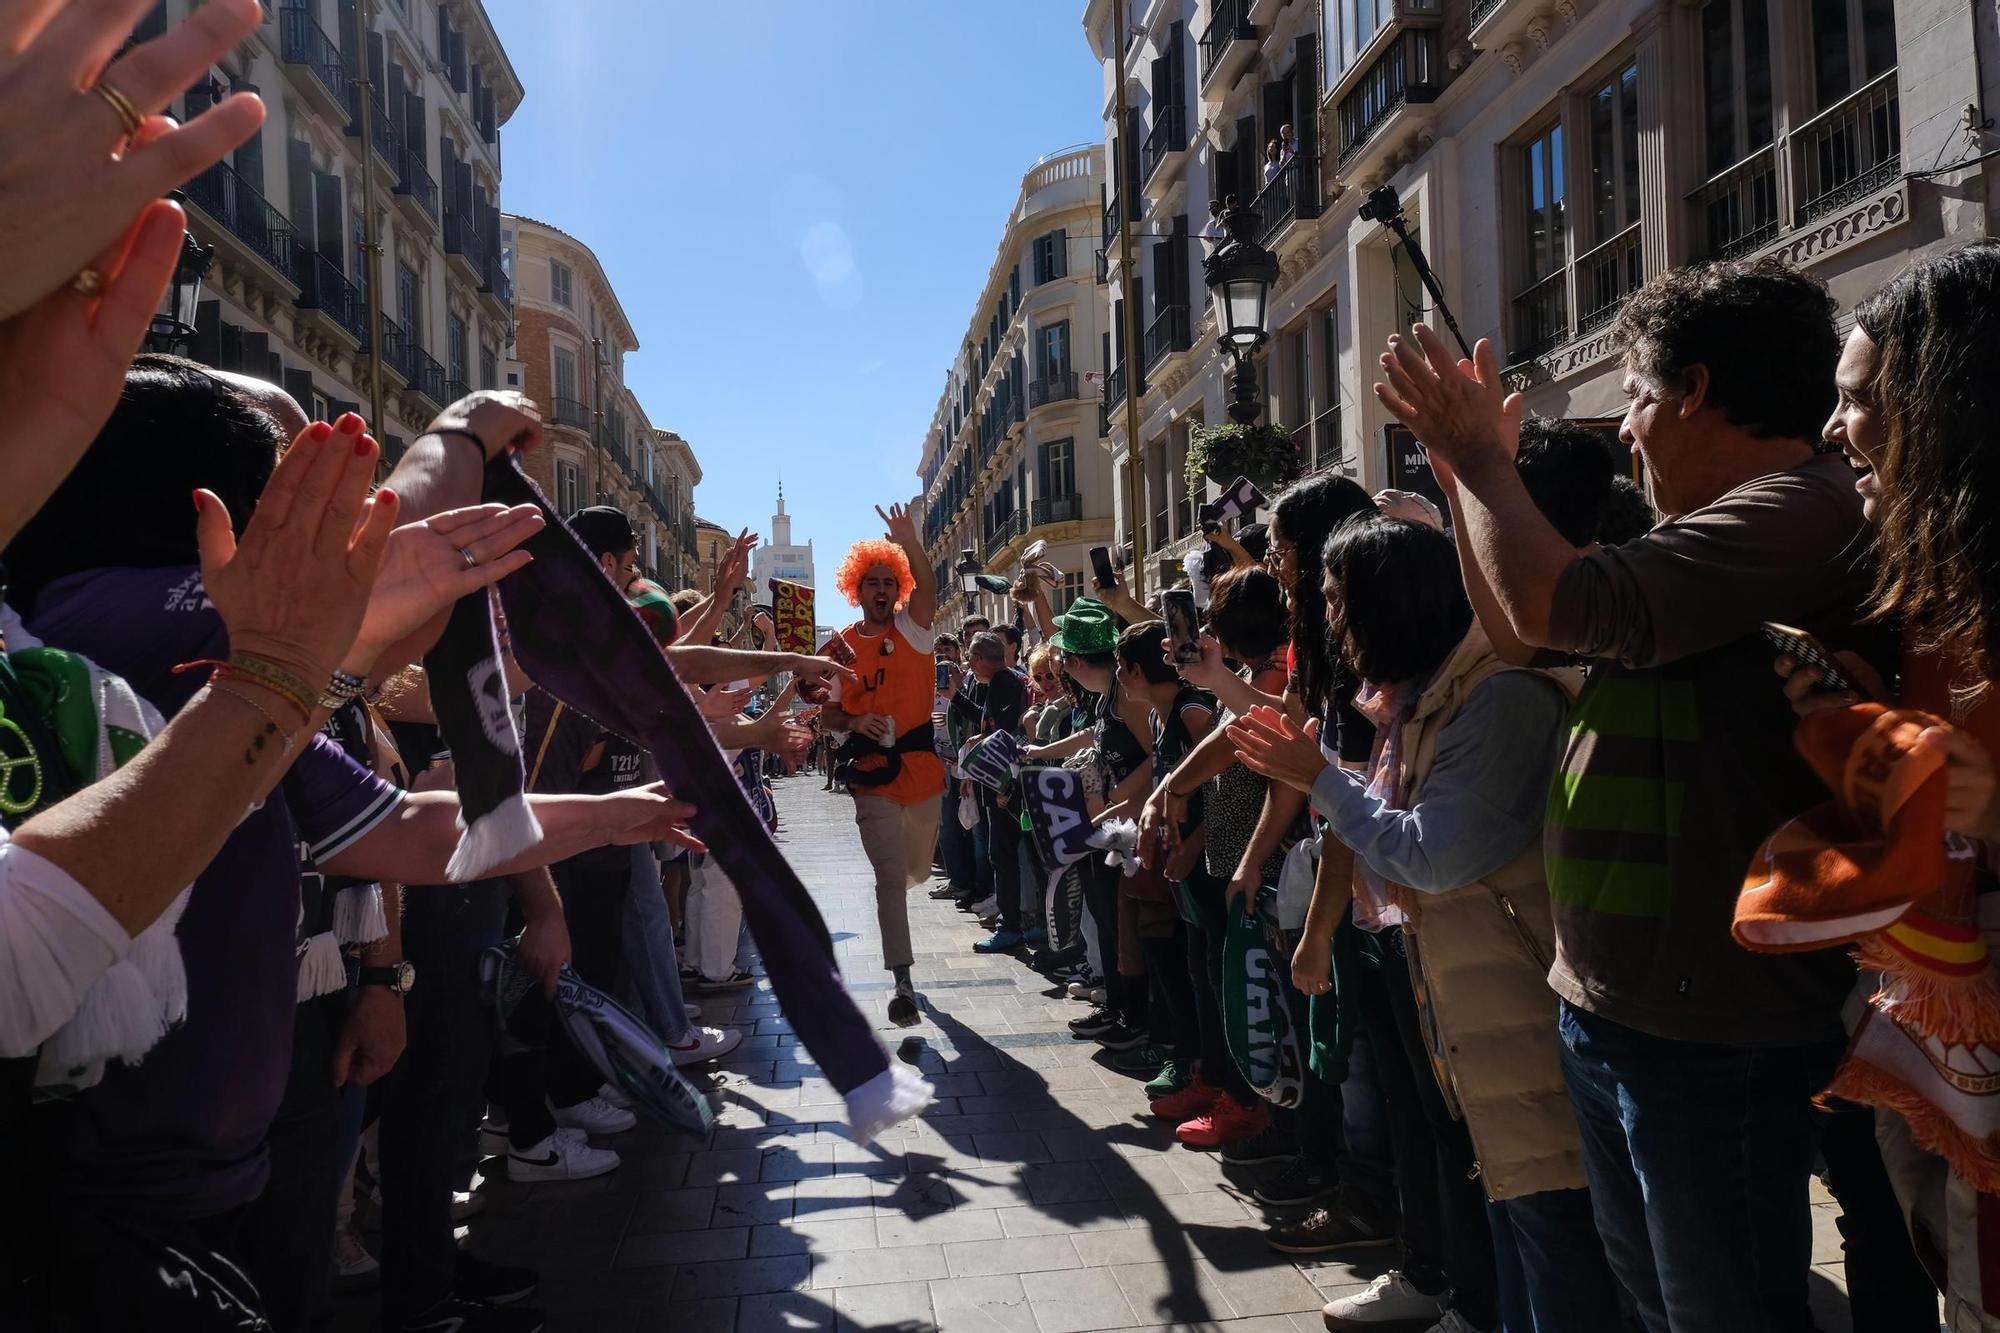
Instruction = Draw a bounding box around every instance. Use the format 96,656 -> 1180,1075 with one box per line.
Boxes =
28,567 -> 401,1217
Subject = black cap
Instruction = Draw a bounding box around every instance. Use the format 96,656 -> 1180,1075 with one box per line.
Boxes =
567,505 -> 636,560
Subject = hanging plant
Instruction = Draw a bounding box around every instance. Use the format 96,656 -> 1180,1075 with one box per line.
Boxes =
1187,420 -> 1302,493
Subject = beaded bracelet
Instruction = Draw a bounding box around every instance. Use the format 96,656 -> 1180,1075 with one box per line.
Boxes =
320,667 -> 369,711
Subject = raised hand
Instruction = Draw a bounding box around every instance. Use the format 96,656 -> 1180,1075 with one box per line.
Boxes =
0,196 -> 186,545
197,414 -> 398,687
1226,706 -> 1329,796
875,499 -> 920,549
715,530 -> 756,602
350,504 -> 544,667
1372,324 -> 1524,473
696,684 -> 753,722
0,0 -> 265,322
426,390 -> 543,460
788,654 -> 860,689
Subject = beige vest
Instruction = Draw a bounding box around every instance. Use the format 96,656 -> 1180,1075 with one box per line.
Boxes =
1393,622 -> 1588,1201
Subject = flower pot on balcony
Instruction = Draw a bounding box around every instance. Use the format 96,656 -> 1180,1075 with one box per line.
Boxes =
1188,420 -> 1301,493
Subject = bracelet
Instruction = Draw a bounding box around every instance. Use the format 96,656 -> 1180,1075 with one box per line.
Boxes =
175,656 -> 313,722
207,682 -> 299,761
429,426 -> 490,459
320,668 -> 368,711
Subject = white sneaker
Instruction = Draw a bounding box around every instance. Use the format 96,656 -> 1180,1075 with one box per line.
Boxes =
550,1095 -> 637,1135
665,1024 -> 743,1067
683,1001 -> 702,1019
450,1190 -> 488,1222
332,1225 -> 379,1289
1421,1313 -> 1487,1333
507,1130 -> 621,1182
477,1107 -> 510,1156
1066,972 -> 1101,1000
1321,1271 -> 1451,1329
598,1082 -> 634,1111
969,896 -> 997,917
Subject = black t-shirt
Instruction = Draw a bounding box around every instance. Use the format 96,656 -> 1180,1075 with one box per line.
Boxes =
980,667 -> 1026,738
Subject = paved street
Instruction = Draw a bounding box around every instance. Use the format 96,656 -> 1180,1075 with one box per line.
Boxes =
349,774 -> 1866,1333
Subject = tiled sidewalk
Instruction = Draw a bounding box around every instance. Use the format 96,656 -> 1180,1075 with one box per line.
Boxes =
354,775 -> 1868,1332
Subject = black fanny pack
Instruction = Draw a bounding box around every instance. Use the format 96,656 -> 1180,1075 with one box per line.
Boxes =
835,721 -> 936,790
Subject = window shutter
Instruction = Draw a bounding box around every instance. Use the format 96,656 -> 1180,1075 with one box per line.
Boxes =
404,93 -> 425,165
1294,34 -> 1319,158
288,141 -> 317,252
218,322 -> 244,372
283,367 -> 316,408
1053,228 -> 1067,278
234,125 -> 264,194
367,33 -> 387,111
436,4 -> 450,59
338,0 -> 358,74
314,170 -> 345,267
189,300 -> 222,366
386,61 -> 405,135
1169,22 -> 1187,105
1234,116 -> 1259,196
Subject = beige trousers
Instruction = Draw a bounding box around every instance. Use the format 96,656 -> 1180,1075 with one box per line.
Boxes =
852,792 -> 943,970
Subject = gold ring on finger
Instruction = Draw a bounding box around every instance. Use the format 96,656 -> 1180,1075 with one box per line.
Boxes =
70,267 -> 104,296
92,79 -> 146,138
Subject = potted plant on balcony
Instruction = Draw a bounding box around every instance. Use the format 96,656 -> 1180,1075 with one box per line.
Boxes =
1187,419 -> 1301,493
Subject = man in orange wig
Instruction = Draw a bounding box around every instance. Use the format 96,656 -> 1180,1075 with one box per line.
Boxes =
821,501 -> 946,1025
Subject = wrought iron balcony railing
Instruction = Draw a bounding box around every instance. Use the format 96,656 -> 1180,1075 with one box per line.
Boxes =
1032,492 -> 1083,526
184,160 -> 301,285
1200,0 -> 1258,86
1143,304 -> 1192,370
279,4 -> 354,120
551,396 -> 589,429
1030,372 -> 1078,408
1792,69 -> 1900,227
1691,146 -> 1780,259
296,251 -> 367,346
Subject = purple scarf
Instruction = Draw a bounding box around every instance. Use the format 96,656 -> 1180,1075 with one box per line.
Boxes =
429,453 -> 929,1141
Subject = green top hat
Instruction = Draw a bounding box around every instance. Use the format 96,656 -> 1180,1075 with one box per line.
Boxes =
1053,597 -> 1118,656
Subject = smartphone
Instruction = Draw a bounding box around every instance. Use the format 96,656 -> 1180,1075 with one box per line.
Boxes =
1162,589 -> 1201,664
1761,622 -> 1861,696
935,662 -> 951,691
1089,545 -> 1116,590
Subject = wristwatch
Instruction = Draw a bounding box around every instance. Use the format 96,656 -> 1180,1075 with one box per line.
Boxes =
358,961 -> 416,996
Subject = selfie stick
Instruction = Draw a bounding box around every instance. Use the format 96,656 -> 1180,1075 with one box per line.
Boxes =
1360,186 -> 1472,361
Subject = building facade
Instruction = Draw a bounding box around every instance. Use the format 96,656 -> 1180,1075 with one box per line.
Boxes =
504,214 -> 698,585
1084,0 -> 1995,574
750,485 -> 816,594
149,0 -> 521,454
693,517 -> 735,597
917,145 -> 1116,636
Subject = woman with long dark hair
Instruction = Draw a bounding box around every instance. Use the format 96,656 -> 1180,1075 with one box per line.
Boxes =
1233,515 -> 1623,1333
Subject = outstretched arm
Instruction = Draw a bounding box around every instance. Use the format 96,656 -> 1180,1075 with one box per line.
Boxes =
877,499 -> 933,629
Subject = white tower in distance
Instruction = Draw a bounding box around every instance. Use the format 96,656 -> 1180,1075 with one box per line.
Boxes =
750,480 -> 816,599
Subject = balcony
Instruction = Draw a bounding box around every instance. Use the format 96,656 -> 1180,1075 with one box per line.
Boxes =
1337,29 -> 1442,175
1291,407 -> 1344,475
1030,372 -> 1079,408
1032,493 -> 1084,527
443,207 -> 487,285
378,314 -> 416,384
1095,247 -> 1110,284
392,144 -> 438,223
279,4 -> 354,123
444,378 -> 472,404
183,161 -> 301,288
296,252 -> 367,347
551,396 -> 589,430
1792,70 -> 1900,227
1252,155 -> 1321,247
480,255 -> 513,308
1200,0 -> 1259,93
1576,222 -> 1643,334
983,509 -> 1028,560
410,344 -> 448,408
1691,146 -> 1780,259
1142,103 -> 1188,201
1143,304 -> 1193,371
351,92 -> 401,179
1102,193 -> 1124,250
1509,269 -> 1569,364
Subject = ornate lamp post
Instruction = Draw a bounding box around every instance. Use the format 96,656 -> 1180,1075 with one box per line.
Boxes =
1201,199 -> 1281,425
146,196 -> 213,355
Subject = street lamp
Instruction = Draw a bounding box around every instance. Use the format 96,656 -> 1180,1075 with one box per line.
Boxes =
1202,199 -> 1281,424
146,193 -> 213,355
954,549 -> 982,597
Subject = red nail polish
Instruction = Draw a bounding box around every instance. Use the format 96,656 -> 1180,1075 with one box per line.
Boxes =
307,421 -> 333,442
336,412 -> 364,434
191,489 -> 203,512
354,433 -> 374,456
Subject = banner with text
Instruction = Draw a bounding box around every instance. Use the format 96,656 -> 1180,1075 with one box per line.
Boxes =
769,578 -> 816,655
1022,765 -> 1095,868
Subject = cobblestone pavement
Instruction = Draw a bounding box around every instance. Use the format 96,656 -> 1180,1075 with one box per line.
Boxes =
344,774 -> 1868,1332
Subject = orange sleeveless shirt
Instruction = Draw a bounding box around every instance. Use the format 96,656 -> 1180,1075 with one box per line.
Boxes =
836,610 -> 946,806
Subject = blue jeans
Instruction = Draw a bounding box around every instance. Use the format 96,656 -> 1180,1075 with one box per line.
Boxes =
1488,1186 -> 1630,1333
622,846 -> 692,1044
1337,1024 -> 1396,1214
1557,1001 -> 1842,1333
940,791 -> 976,892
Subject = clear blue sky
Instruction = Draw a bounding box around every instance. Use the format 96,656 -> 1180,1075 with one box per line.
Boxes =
482,0 -> 1104,596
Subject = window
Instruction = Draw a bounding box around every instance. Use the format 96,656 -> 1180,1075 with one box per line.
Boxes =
479,345 -> 497,389
1286,324 -> 1310,427
1811,0 -> 1896,108
556,460 -> 582,515
1009,268 -> 1021,314
447,312 -> 468,385
1033,230 -> 1069,283
550,259 -> 573,308
1515,120 -> 1567,355
1702,0 -> 1773,176
1036,321 -> 1071,382
1587,60 -> 1641,242
1038,438 -> 1076,497
1055,572 -> 1086,613
552,345 -> 577,406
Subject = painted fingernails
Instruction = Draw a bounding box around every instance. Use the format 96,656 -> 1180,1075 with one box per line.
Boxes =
355,432 -> 376,457
306,421 -> 333,442
334,412 -> 365,435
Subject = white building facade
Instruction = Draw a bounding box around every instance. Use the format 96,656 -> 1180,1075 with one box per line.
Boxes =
751,486 -> 817,594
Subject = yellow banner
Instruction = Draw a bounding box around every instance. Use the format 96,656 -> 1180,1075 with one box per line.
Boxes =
769,578 -> 816,655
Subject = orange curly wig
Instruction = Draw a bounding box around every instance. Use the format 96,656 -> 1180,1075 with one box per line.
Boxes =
836,539 -> 915,608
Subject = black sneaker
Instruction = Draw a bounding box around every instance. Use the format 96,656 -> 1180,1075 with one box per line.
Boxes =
1093,1019 -> 1148,1051
1265,1189 -> 1397,1255
887,981 -> 921,1028
1067,1006 -> 1120,1037
455,1253 -> 538,1306
392,1296 -> 546,1332
1221,1124 -> 1298,1167
1253,1156 -> 1330,1207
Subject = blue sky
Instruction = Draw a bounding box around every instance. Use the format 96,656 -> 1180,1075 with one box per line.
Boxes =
482,0 -> 1104,596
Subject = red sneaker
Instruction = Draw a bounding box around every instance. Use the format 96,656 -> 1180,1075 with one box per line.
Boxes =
1149,1071 -> 1219,1122
1176,1093 -> 1269,1149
